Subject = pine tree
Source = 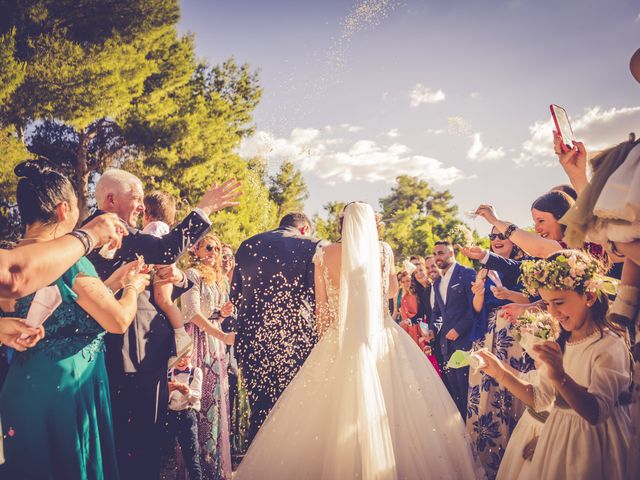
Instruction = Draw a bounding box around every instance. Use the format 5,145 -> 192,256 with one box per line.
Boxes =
268,161 -> 309,219
380,175 -> 468,261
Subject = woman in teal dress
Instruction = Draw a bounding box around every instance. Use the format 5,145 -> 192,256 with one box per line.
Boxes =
0,160 -> 149,479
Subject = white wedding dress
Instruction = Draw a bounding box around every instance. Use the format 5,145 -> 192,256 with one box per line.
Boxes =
235,203 -> 484,480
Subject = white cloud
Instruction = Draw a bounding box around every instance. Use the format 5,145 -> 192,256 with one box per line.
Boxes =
467,133 -> 505,162
426,128 -> 445,135
386,128 -> 400,138
239,127 -> 466,187
470,92 -> 480,99
339,123 -> 363,132
515,105 -> 640,166
409,84 -> 446,107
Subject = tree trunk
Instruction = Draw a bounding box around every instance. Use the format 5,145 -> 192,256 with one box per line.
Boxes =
75,129 -> 91,224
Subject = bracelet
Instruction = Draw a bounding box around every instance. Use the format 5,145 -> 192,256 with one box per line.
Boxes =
504,223 -> 518,240
67,230 -> 94,256
123,284 -> 138,295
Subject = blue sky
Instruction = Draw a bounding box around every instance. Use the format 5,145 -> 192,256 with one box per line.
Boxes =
179,0 -> 640,233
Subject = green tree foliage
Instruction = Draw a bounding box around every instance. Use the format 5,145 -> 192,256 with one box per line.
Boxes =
0,28 -> 25,105
313,201 -> 346,243
380,175 -> 476,262
0,0 -> 271,246
268,161 -> 309,219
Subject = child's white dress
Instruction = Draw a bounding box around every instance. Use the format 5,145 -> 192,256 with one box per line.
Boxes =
496,370 -> 548,480
523,330 -> 632,480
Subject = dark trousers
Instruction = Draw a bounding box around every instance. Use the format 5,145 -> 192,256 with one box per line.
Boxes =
110,369 -> 168,480
443,365 -> 469,419
246,387 -> 274,445
162,409 -> 202,480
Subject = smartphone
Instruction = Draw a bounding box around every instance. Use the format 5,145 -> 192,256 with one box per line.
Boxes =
550,104 -> 575,152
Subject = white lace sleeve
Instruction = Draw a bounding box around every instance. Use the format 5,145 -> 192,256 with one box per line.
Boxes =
180,268 -> 202,323
313,245 -> 325,267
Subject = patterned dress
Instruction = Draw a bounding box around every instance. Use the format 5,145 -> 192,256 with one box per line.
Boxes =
181,268 -> 232,480
0,258 -> 118,479
465,275 -> 534,480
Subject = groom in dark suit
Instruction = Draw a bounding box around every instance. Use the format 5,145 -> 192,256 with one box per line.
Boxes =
430,241 -> 477,418
231,212 -> 322,443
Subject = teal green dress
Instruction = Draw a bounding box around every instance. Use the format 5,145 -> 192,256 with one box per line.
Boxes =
0,258 -> 119,479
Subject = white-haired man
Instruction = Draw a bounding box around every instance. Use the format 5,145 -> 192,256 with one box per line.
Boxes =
84,168 -> 241,480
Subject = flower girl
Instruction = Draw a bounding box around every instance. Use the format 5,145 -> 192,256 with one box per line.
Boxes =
479,250 -> 632,480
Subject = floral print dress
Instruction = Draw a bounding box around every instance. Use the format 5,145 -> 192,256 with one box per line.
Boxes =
465,276 -> 534,480
181,268 -> 232,480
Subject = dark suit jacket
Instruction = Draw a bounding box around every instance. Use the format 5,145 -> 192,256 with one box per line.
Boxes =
431,263 -> 477,359
230,227 -> 322,393
85,209 -> 210,374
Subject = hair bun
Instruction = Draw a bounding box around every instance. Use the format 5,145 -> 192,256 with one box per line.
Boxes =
14,159 -> 56,179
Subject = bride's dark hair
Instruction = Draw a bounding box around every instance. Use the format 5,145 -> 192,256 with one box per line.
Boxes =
338,202 -> 384,237
15,159 -> 76,226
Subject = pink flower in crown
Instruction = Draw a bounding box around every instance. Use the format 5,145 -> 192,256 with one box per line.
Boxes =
584,277 -> 601,292
567,255 -> 578,268
562,276 -> 575,288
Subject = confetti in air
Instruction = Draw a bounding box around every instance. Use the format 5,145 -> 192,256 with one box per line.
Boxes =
323,0 -> 402,81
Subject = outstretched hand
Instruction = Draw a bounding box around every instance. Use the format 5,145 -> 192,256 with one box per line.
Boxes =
474,204 -> 500,226
0,317 -> 46,351
553,130 -> 588,190
197,179 -> 243,215
462,245 -> 488,260
82,213 -> 128,250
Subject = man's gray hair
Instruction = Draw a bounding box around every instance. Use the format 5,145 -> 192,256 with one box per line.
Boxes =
95,169 -> 143,208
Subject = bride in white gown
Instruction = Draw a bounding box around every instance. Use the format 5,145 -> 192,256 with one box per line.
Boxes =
235,202 -> 484,480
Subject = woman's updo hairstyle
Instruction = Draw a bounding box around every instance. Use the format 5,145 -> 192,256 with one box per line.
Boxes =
15,159 -> 75,226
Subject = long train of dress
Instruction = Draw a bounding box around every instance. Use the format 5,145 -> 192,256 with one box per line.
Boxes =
236,205 -> 483,479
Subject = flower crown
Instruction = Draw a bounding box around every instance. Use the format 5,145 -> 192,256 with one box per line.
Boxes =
519,251 -> 617,298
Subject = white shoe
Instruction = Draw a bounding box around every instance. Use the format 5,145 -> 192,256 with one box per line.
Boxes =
168,330 -> 193,369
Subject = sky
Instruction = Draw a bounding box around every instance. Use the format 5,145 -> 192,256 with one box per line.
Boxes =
178,0 -> 640,234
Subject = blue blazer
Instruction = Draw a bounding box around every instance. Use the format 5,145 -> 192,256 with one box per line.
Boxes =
230,228 -> 323,374
431,263 -> 477,359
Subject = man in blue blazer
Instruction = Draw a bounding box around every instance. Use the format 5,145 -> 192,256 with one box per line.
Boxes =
430,241 -> 477,418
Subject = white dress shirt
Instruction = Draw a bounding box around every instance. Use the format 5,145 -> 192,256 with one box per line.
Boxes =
168,366 -> 203,412
430,261 -> 457,307
142,220 -> 171,237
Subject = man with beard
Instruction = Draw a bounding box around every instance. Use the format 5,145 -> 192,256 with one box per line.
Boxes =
430,241 -> 477,418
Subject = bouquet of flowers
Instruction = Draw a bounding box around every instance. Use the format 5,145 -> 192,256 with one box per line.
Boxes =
513,311 -> 560,359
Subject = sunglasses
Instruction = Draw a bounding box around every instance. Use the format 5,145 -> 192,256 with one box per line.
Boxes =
204,244 -> 220,252
488,233 -> 507,241
221,254 -> 234,261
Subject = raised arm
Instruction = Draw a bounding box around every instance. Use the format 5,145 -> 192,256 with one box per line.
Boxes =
475,205 -> 562,258
0,213 -> 126,299
73,264 -> 149,334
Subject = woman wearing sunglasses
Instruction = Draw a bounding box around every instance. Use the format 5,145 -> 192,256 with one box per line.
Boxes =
179,234 -> 236,479
464,227 -> 531,478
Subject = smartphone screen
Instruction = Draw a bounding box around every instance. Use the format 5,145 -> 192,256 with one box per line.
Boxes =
550,104 -> 575,150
